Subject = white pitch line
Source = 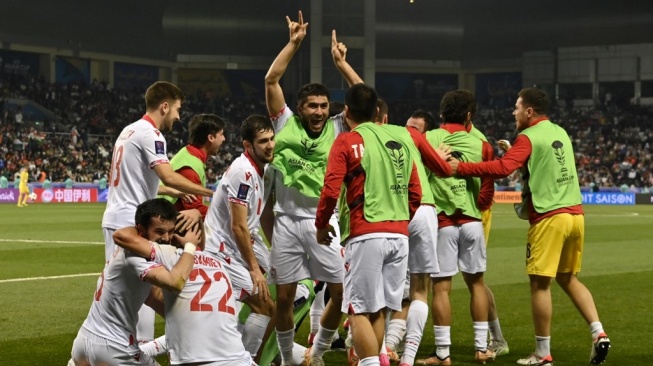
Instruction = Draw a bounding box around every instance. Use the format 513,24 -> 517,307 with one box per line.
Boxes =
0,272 -> 99,284
0,238 -> 103,245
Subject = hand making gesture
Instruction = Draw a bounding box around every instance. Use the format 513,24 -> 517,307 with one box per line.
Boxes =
286,10 -> 308,44
331,29 -> 347,63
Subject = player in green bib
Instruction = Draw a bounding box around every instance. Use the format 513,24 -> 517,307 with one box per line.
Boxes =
158,114 -> 225,221
452,88 -> 610,366
316,83 -> 422,366
265,12 -> 347,366
418,90 -> 497,366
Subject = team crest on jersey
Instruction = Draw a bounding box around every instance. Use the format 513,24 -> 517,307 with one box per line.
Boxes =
237,183 -> 250,200
155,141 -> 165,155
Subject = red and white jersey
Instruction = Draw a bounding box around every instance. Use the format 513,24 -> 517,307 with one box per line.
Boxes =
81,245 -> 163,346
157,249 -> 251,365
102,116 -> 169,229
204,151 -> 269,264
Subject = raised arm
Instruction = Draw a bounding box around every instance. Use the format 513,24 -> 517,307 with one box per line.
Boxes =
331,30 -> 363,86
265,11 -> 309,116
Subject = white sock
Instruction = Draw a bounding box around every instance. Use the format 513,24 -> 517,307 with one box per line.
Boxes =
292,342 -> 308,365
385,319 -> 407,351
401,300 -> 428,365
589,321 -> 605,339
276,328 -> 295,363
535,335 -> 551,358
311,326 -> 337,358
359,355 -> 381,366
242,313 -> 271,357
139,335 -> 167,357
136,305 -> 155,342
488,318 -> 506,343
434,325 -> 451,359
310,288 -> 326,335
473,321 -> 489,351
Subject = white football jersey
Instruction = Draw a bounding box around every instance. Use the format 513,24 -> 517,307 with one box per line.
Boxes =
81,246 -> 162,346
204,152 -> 269,265
102,116 -> 169,229
157,249 -> 251,365
270,105 -> 346,218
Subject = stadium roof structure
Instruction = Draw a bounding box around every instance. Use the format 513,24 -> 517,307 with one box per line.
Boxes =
1,0 -> 652,64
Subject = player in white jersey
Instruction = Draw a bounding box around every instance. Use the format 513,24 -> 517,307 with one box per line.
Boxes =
265,12 -> 347,366
71,199 -> 201,366
204,115 -> 276,360
100,81 -> 213,344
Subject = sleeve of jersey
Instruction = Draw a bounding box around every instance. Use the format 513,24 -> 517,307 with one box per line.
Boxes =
458,135 -> 532,179
408,162 -> 422,219
270,104 -> 293,132
477,141 -> 495,211
141,131 -> 169,169
316,135 -> 350,229
176,167 -> 208,217
226,168 -> 254,207
125,253 -> 163,281
408,127 -> 452,177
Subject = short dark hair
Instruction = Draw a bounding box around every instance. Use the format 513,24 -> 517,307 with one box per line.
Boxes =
440,89 -> 476,124
375,98 -> 388,123
345,83 -> 378,123
297,83 -> 330,108
188,114 -> 225,146
145,81 -> 185,111
329,101 -> 345,117
410,109 -> 436,131
135,198 -> 178,229
241,115 -> 274,142
518,88 -> 550,115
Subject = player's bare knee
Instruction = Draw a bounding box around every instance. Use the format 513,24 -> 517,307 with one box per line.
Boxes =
554,272 -> 574,289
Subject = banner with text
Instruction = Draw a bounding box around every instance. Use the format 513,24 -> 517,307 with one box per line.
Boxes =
0,188 -> 19,203
32,188 -> 98,203
581,192 -> 635,205
493,191 -> 522,204
0,49 -> 40,77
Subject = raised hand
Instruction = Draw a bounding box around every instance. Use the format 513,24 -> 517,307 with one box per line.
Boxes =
286,10 -> 308,44
331,29 -> 347,63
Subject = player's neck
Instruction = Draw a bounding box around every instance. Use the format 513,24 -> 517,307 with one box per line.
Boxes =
144,112 -> 164,130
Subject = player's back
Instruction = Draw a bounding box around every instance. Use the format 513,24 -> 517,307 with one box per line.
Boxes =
81,248 -> 156,346
204,153 -> 266,258
102,118 -> 169,229
160,249 -> 251,364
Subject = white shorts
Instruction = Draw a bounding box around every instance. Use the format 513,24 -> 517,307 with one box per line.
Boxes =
342,234 -> 408,314
189,357 -> 253,366
71,327 -> 159,366
269,213 -> 344,285
252,232 -> 271,274
213,252 -> 256,301
402,270 -> 411,300
102,228 -> 117,262
408,205 -> 440,274
432,221 -> 486,278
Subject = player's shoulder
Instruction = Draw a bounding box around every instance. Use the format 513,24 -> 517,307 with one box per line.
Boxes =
225,155 -> 257,181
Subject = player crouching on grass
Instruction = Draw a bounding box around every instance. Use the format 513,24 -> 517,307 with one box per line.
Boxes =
115,199 -> 255,366
70,198 -> 201,366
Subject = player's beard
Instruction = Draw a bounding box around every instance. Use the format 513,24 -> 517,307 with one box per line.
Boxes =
251,144 -> 274,166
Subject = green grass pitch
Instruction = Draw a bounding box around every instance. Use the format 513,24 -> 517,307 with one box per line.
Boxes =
0,203 -> 649,365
